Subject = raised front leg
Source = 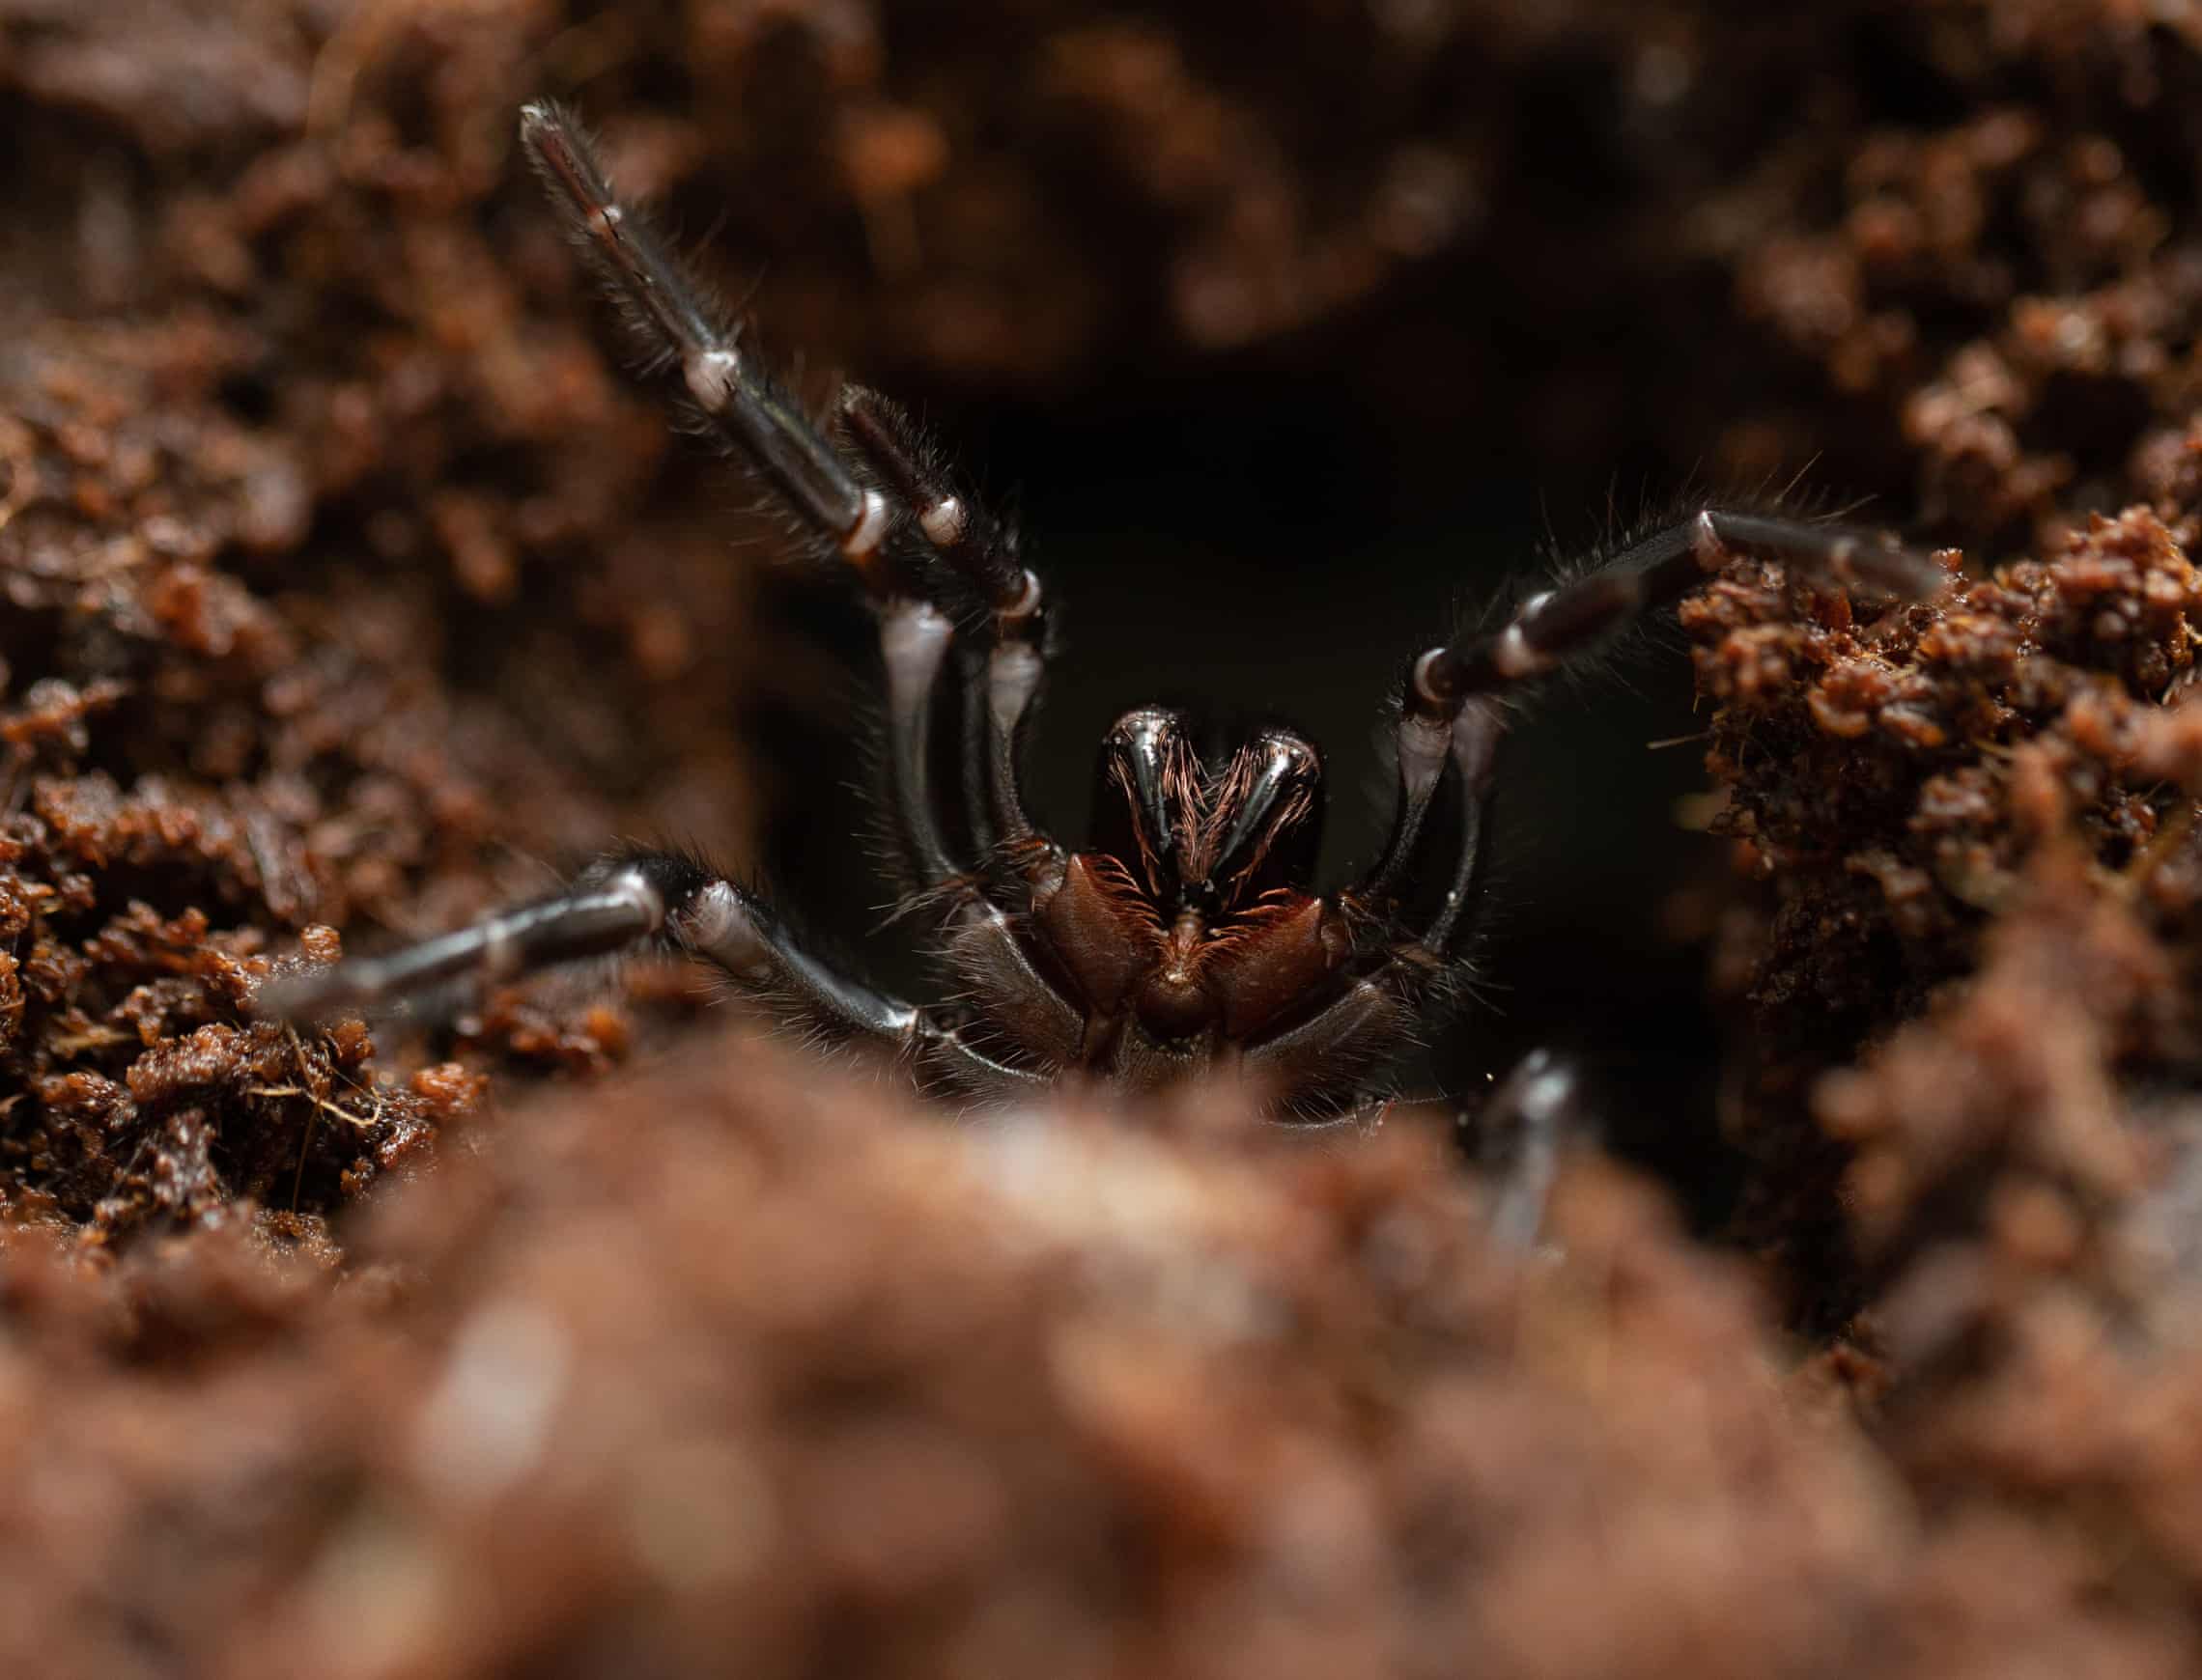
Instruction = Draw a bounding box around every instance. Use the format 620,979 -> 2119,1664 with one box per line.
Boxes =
521,100 -> 1059,899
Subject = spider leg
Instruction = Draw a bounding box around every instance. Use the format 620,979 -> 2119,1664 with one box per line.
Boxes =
1404,698 -> 1502,956
1279,1050 -> 1588,1246
959,650 -> 997,858
1473,1048 -> 1594,1250
258,849 -> 1038,1091
521,101 -> 1054,896
1284,507 -> 1942,1110
1358,706 -> 1454,906
1353,504 -> 1942,919
522,102 -> 946,884
1405,504 -> 1944,721
519,103 -> 1083,1078
842,400 -> 1073,1061
837,386 -> 1050,858
520,103 -> 891,583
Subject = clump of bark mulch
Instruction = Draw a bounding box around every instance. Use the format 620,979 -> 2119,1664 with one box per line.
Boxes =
1685,505 -> 2202,1320
0,1052 -> 1910,1680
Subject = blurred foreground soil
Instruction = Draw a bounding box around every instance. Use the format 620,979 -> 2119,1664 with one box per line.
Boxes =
12,1 -> 2202,1674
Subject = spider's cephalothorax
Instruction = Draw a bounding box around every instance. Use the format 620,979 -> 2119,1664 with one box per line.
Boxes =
260,99 -> 1947,1123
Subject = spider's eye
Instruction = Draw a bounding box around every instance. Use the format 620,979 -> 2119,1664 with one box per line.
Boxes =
1093,707 -> 1194,897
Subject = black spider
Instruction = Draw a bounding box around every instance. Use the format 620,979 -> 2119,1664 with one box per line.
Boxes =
261,99 -> 1946,1139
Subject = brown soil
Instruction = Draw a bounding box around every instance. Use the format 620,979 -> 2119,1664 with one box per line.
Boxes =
10,1 -> 2202,1674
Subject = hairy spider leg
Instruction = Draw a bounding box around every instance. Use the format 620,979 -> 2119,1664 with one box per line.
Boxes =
522,101 -> 952,884
297,103 -> 1083,1083
520,102 -> 885,575
1347,503 -> 1945,933
258,851 -> 1038,1090
1270,508 -> 1945,1113
1273,506 -> 1946,1112
523,100 -> 944,881
1353,505 -> 1944,920
521,101 -> 1056,905
1407,699 -> 1502,955
1407,505 -> 1944,720
837,388 -> 1050,858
